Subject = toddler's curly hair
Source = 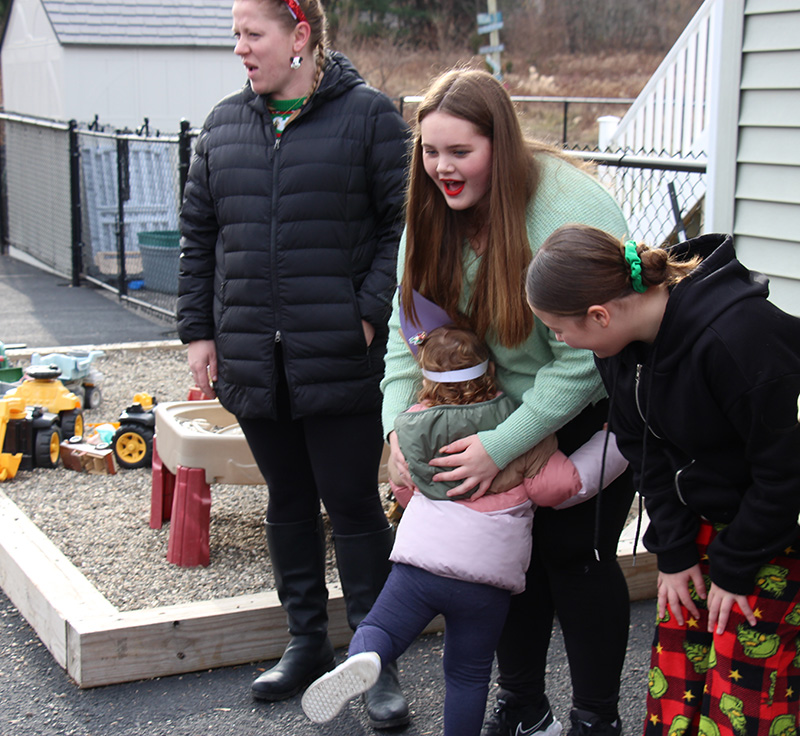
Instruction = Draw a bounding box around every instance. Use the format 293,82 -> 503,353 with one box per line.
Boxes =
417,326 -> 497,407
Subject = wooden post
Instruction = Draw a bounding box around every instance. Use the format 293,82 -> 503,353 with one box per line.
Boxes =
478,2 -> 504,80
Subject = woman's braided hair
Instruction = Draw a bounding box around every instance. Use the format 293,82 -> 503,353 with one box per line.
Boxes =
268,0 -> 328,97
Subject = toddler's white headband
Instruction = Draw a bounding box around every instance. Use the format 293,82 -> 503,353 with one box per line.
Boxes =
421,360 -> 489,384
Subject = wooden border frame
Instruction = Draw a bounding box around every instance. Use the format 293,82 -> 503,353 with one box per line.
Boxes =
0,487 -> 656,688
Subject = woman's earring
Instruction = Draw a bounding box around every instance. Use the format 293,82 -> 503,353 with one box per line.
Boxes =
290,56 -> 302,70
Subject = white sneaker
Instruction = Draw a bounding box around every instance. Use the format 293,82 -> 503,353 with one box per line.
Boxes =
301,651 -> 382,724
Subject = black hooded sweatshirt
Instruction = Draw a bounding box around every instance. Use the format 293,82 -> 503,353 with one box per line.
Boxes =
595,233 -> 800,595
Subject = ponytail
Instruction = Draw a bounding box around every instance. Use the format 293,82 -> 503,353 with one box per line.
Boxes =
526,224 -> 701,316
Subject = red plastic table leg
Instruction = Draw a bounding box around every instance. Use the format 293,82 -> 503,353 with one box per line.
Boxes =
150,442 -> 175,529
166,465 -> 212,567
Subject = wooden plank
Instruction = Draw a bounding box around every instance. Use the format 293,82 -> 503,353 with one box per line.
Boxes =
67,589 -> 340,688
67,586 -> 446,688
0,490 -> 116,669
1,488 -> 654,689
617,507 -> 658,602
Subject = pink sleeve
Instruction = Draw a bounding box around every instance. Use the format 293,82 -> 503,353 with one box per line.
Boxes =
523,450 -> 582,507
390,480 -> 415,509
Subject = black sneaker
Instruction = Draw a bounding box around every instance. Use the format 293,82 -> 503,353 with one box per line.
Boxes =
481,692 -> 563,736
567,709 -> 622,736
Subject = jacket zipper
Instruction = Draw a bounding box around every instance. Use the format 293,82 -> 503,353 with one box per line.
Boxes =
673,461 -> 693,506
270,135 -> 282,344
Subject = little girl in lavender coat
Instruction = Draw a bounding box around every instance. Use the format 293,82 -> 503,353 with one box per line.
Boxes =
302,325 -> 627,736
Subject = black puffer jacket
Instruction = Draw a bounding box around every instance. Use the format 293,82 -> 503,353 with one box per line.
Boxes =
177,52 -> 409,419
597,234 -> 800,594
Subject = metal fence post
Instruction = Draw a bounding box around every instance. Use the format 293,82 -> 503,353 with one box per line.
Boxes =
68,120 -> 83,287
0,123 -> 7,256
116,135 -> 130,296
178,119 -> 191,202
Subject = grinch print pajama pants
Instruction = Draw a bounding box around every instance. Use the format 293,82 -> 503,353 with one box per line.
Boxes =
644,520 -> 800,736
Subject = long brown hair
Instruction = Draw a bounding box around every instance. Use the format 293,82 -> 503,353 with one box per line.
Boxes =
526,224 -> 701,315
417,327 -> 497,407
402,68 -> 563,347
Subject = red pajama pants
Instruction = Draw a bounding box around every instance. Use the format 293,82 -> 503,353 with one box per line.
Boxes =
644,520 -> 800,736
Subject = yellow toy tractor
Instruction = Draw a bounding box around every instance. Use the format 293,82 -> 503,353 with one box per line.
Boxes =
112,393 -> 156,469
1,365 -> 84,471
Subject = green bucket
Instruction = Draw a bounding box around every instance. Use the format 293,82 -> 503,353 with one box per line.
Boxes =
138,230 -> 181,294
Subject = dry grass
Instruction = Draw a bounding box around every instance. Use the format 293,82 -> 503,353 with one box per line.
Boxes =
344,41 -> 665,102
339,42 -> 666,149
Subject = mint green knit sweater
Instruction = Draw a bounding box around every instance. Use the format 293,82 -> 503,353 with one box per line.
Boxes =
380,154 -> 628,470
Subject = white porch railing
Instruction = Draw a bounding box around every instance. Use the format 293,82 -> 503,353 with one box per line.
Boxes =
599,0 -> 716,243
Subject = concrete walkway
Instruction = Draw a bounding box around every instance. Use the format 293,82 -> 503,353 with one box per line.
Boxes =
1,253 -> 177,350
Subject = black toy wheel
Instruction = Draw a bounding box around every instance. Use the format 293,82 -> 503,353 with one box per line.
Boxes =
60,409 -> 84,440
113,424 -> 154,469
34,426 -> 61,469
84,386 -> 102,410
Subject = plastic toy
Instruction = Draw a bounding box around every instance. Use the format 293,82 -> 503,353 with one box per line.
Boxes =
29,350 -> 105,409
0,397 -> 24,480
113,393 -> 156,469
1,365 -> 85,470
0,341 -> 24,389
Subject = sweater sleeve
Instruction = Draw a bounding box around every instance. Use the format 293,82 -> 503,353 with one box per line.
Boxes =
478,326 -> 606,468
478,156 -> 629,468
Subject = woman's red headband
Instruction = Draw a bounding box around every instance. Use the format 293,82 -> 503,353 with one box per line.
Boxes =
283,0 -> 307,23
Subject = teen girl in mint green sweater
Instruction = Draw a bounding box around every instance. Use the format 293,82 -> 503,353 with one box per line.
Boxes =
380,68 -> 634,736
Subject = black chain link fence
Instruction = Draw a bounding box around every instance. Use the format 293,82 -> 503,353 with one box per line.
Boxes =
0,108 -> 706,324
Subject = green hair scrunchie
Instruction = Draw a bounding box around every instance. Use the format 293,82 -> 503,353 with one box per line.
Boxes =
624,240 -> 647,293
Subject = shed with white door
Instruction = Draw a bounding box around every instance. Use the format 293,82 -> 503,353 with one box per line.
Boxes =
0,0 -> 245,133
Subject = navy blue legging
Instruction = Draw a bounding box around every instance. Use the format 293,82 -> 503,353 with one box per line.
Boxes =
350,563 -> 511,736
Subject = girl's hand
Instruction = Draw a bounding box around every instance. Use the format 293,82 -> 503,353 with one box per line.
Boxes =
707,583 -> 756,634
388,431 -> 412,488
188,340 -> 218,398
429,434 -> 500,500
657,565 -> 706,624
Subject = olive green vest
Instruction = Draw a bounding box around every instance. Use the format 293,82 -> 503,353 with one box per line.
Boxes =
393,394 -> 517,501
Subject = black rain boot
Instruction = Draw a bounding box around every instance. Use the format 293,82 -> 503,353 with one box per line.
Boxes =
251,516 -> 336,701
334,527 -> 410,730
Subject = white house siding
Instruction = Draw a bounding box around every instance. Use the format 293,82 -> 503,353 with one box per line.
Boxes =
733,0 -> 800,315
1,0 -> 67,120
61,45 -> 245,132
1,0 -> 246,132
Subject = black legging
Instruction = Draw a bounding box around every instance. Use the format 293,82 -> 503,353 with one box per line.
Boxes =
494,400 -> 635,722
236,349 -> 389,536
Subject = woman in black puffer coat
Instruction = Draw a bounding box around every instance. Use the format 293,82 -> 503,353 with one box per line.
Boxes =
177,0 -> 409,727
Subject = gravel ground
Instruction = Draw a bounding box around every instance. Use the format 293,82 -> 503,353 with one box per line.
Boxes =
1,345 -> 362,612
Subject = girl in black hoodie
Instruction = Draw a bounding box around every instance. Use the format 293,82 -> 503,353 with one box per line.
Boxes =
526,224 -> 800,736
